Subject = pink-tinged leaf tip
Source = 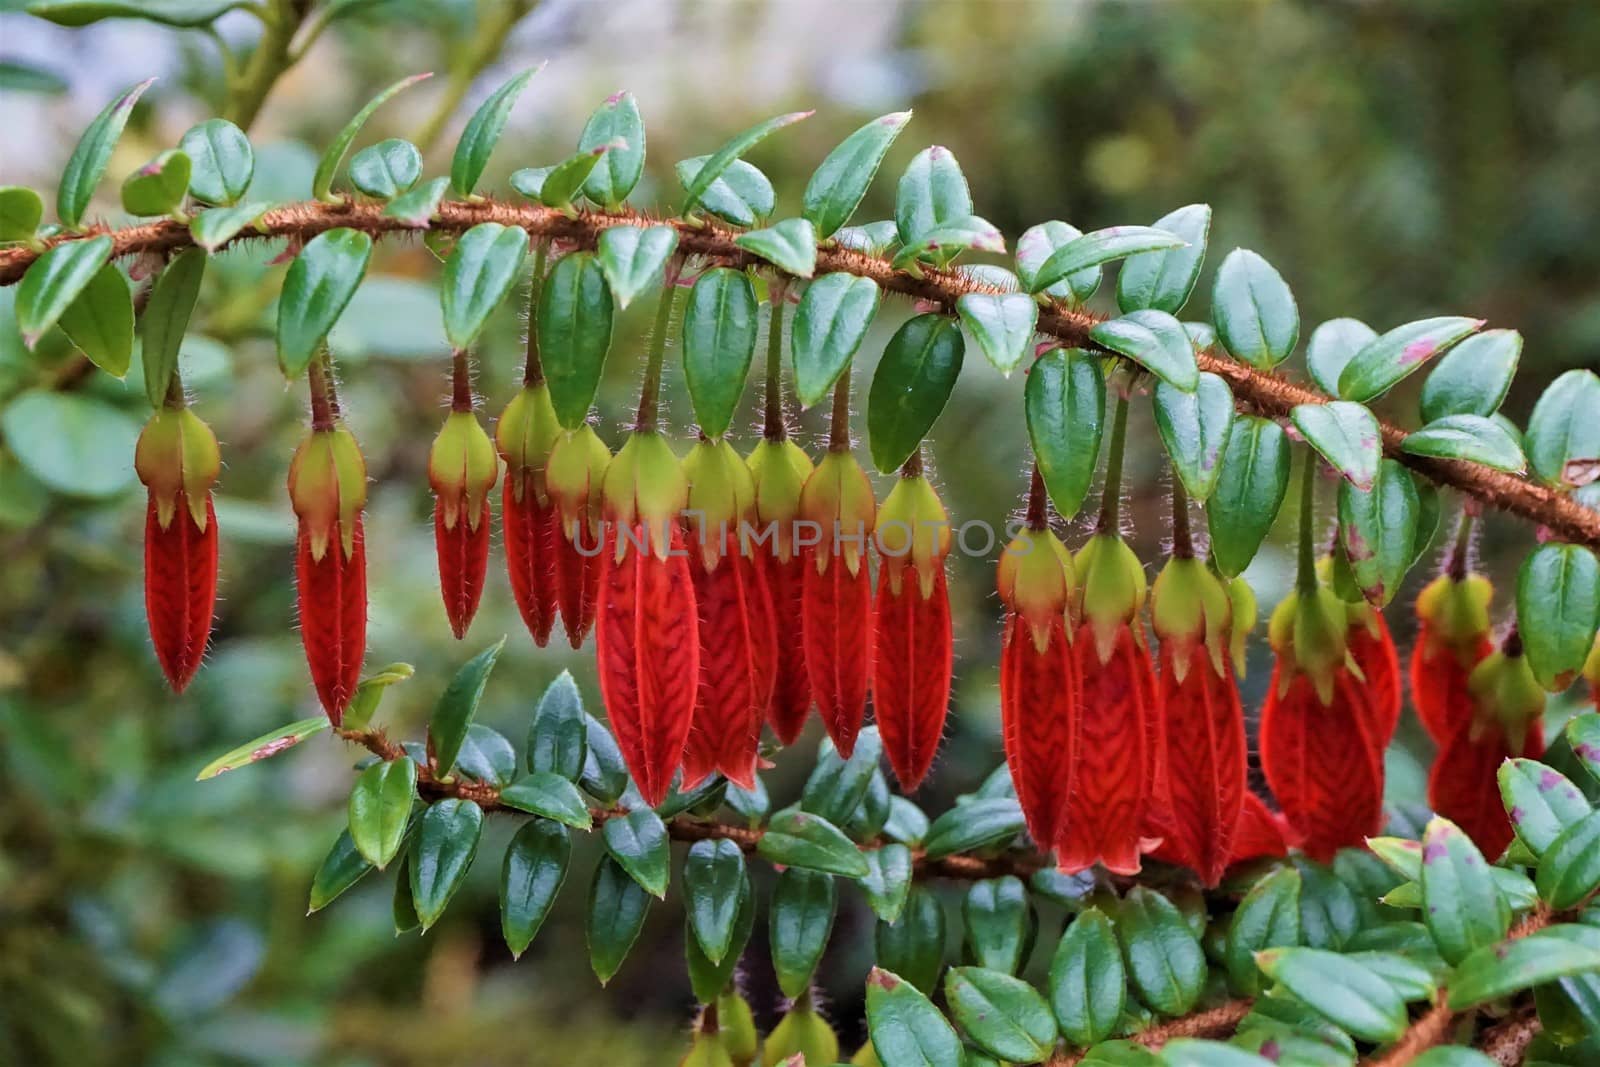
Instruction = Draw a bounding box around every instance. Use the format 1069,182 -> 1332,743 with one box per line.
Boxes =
867,967 -> 899,990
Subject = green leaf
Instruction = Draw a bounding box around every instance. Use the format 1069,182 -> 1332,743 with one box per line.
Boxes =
1420,816 -> 1508,966
685,876 -> 754,1004
771,867 -> 837,998
538,251 -> 615,429
595,224 -> 678,310
1518,543 -> 1600,690
382,176 -> 450,229
963,877 -> 1031,976
791,272 -> 880,407
1420,329 -> 1520,422
536,142 -> 625,210
427,637 -> 504,777
120,149 -> 190,217
0,389 -> 140,498
441,222 -> 528,350
1525,369 -> 1600,488
410,798 -> 483,930
895,145 -> 973,250
578,91 -> 646,209
802,110 -> 911,239
921,797 -> 1024,861
1026,347 -> 1106,521
337,662 -> 412,733
868,312 -> 965,472
1224,866 -> 1301,996
276,227 -> 372,377
1210,249 -> 1298,370
189,200 -> 271,252
602,807 -> 670,898
1116,203 -> 1211,315
1207,415 -> 1291,578
57,77 -> 155,228
1337,316 -> 1485,402
1348,950 -> 1438,1003
1027,226 -> 1186,298
0,186 -> 44,243
1116,887 -> 1206,1017
1337,459 -> 1421,607
1447,930 -> 1600,1011
682,267 -> 759,438
140,248 -> 206,405
877,885 -> 947,995
735,217 -> 818,278
308,829 -> 374,912
1292,401 -> 1381,490
1090,309 -> 1199,391
581,715 -> 630,804
891,214 -> 1005,270
1153,372 -> 1234,502
1254,947 -> 1406,1043
500,818 -> 570,958
27,0 -> 246,26
1306,317 -> 1377,397
676,156 -> 773,227
392,847 -> 419,934
1537,809 -> 1600,909
453,723 -> 516,785
347,756 -> 417,869
57,262 -> 132,376
1049,906 -> 1126,1046
449,66 -> 540,197
859,843 -> 914,924
196,716 -> 329,780
957,291 -> 1037,377
1401,413 -> 1526,473
587,855 -> 650,984
885,796 -> 930,847
15,234 -> 112,347
527,670 -> 587,780
1499,759 -> 1591,859
1387,1050 -> 1493,1067
349,138 -> 421,201
677,838 -> 746,968
1567,715 -> 1600,786
866,967 -> 964,1067
180,118 -> 253,205
1367,837 -> 1423,882
313,73 -> 431,203
801,726 -> 882,827
499,771 -> 592,830
1016,221 -> 1102,305
945,967 -> 1057,1063
724,777 -> 769,825
836,219 -> 900,256
1295,858 -> 1365,950
759,808 -> 869,878
680,110 -> 812,215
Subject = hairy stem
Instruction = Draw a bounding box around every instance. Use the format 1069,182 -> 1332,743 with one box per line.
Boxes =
1026,462 -> 1048,531
763,277 -> 788,440
1171,478 -> 1193,559
828,365 -> 852,452
523,242 -> 548,385
307,352 -> 336,430
1296,450 -> 1319,594
1096,393 -> 1130,534
633,261 -> 683,432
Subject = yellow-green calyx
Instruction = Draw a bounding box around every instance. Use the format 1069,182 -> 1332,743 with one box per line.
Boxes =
679,1032 -> 734,1067
545,424 -> 611,542
877,474 -> 950,598
798,450 -> 876,575
429,411 -> 499,531
998,526 -> 1075,652
1268,582 -> 1354,705
134,407 -> 220,531
1075,532 -> 1148,664
683,438 -> 757,569
1416,573 -> 1494,660
715,990 -> 758,1066
288,426 -> 367,561
1227,575 -> 1258,679
602,430 -> 687,560
1151,557 -> 1232,682
747,438 -> 814,562
760,999 -> 839,1067
1467,647 -> 1546,752
494,383 -> 561,503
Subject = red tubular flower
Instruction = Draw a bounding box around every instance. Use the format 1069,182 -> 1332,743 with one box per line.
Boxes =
680,439 -> 776,791
798,449 -> 876,758
1428,629 -> 1546,858
1226,793 -> 1297,866
429,371 -> 499,639
135,407 -> 221,692
1346,603 -> 1401,749
872,465 -> 953,791
998,521 -> 1079,852
595,431 -> 698,807
288,425 -> 368,722
496,382 -> 562,646
545,424 -> 611,648
1410,572 -> 1494,744
747,438 -> 815,745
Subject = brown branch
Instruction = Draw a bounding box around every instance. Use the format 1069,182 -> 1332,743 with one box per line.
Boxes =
6,200 -> 1595,547
1050,999 -> 1254,1065
1476,1004 -> 1541,1066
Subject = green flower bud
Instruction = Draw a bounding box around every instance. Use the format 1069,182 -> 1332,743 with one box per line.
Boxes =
1467,644 -> 1546,753
716,990 -> 758,1066
1151,556 -> 1232,681
684,438 -> 757,569
680,1032 -> 735,1067
1227,575 -> 1258,679
429,411 -> 498,531
1415,573 -> 1494,654
1268,584 -> 1351,705
135,407 -> 220,530
761,1001 -> 839,1067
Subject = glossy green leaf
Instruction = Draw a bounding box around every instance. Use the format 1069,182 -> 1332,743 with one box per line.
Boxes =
499,771 -> 592,830
957,291 -> 1037,377
921,797 -> 1024,861
441,222 -> 528,349
538,251 -> 615,428
1153,372 -> 1234,501
1517,543 -> 1600,689
1294,858 -> 1365,950
1160,1041 -> 1276,1067
803,110 -> 911,239
526,670 -> 586,780
382,176 -> 449,229
801,727 -> 882,827
1537,810 -> 1600,909
945,967 -> 1057,1062
308,829 -> 374,912
57,77 -> 155,228
587,855 -> 650,984
348,756 -> 417,868
885,797 -> 930,847
1078,1041 -> 1165,1066
15,234 -> 112,347
1337,459 -> 1421,607
1499,759 -> 1591,859
1525,369 -> 1600,488
392,847 -> 419,934
57,262 -> 132,376
836,219 -> 900,256
140,248 -> 206,405
1090,308 -> 1199,391
500,818 -> 570,958
892,214 -> 1005,270
449,66 -> 540,197
1420,329 -> 1520,422
1338,316 -> 1484,402
1254,947 -> 1406,1043
859,843 -> 914,924
196,715 -> 329,780
578,91 -> 646,209
1224,866 -> 1301,996
1026,347 -> 1106,521
349,138 -> 421,201
120,149 -> 190,216
963,877 -> 1031,976
189,200 -> 271,252
1049,906 -> 1125,1046
335,662 -> 413,733
595,224 -> 677,310
1567,714 -> 1600,785
680,110 -> 812,215
1447,930 -> 1600,1011
602,807 -> 670,898
1420,817 -> 1508,965
771,867 -> 837,998
545,144 -> 627,210
1292,401 -> 1381,490
1306,317 -> 1377,397
677,156 -> 773,227
865,967 -> 964,1067
759,808 -> 868,878
685,876 -> 754,1004
1116,203 -> 1210,315
410,798 -> 483,930
682,266 -> 759,438
0,389 -> 140,498
724,777 -> 769,825
1401,413 -> 1526,473
895,145 -> 972,249
581,715 -> 630,804
313,73 -> 431,203
1207,415 -> 1290,578
734,217 -> 818,278
1027,226 -> 1185,297
0,186 -> 43,243
868,312 -> 965,472
1116,887 -> 1206,1017
180,118 -> 253,205
276,227 -> 372,377
681,838 -> 747,966
877,885 -> 947,995
1016,221 -> 1101,305
791,272 -> 880,407
27,0 -> 246,26
427,637 -> 504,777
1349,950 -> 1438,1003
452,723 -> 516,785
1211,248 -> 1298,370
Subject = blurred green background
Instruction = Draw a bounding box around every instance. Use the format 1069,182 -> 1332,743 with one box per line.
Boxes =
1,1 -> 1597,1064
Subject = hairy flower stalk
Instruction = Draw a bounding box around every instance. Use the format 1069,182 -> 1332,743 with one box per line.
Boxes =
798,368 -> 876,758
134,384 -> 221,692
1410,516 -> 1494,745
872,450 -> 954,791
431,349 -> 498,639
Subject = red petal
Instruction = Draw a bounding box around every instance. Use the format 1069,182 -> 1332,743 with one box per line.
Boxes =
1429,720 -> 1544,860
1226,792 -> 1295,865
761,549 -> 812,745
1000,611 -> 1078,851
683,543 -> 776,790
1154,641 -> 1247,886
873,568 -> 953,792
144,491 -> 218,692
802,546 -> 872,758
502,475 -> 558,647
553,516 -> 603,648
297,515 -> 367,723
435,498 -> 491,640
1349,613 -> 1401,749
1409,628 -> 1491,746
